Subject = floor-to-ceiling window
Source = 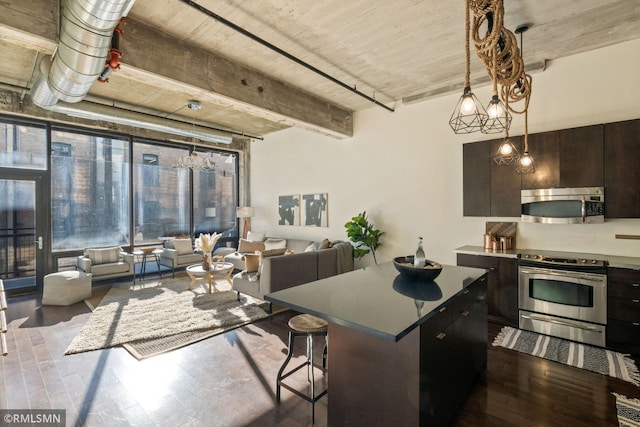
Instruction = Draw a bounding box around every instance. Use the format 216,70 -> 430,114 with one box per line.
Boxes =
133,142 -> 190,244
1,115 -> 241,285
51,128 -> 130,251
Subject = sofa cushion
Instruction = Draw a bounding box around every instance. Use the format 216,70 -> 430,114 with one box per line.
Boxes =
247,230 -> 266,242
318,238 -> 332,249
85,246 -> 121,265
171,238 -> 194,255
238,239 -> 265,253
91,261 -> 130,276
304,243 -> 317,252
286,239 -> 314,254
242,253 -> 260,273
264,238 -> 287,250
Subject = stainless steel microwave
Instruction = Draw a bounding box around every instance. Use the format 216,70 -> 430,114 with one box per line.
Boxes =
521,187 -> 604,224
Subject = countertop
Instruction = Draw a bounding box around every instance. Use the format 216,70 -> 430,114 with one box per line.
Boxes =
265,261 -> 487,342
454,245 -> 640,269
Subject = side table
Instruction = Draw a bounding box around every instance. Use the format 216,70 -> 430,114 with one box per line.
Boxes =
186,262 -> 234,293
133,248 -> 164,281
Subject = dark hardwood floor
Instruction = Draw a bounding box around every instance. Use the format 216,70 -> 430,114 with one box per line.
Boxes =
1,279 -> 639,426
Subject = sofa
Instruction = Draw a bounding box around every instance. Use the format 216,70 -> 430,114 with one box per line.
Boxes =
228,237 -> 354,311
76,246 -> 135,282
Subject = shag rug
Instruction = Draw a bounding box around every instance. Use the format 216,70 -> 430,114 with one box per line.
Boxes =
493,326 -> 640,386
613,393 -> 640,427
65,278 -> 270,359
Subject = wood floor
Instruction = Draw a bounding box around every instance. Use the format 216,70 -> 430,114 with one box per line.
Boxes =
1,280 -> 639,427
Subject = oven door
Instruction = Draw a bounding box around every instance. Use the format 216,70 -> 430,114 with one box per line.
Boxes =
518,266 -> 607,325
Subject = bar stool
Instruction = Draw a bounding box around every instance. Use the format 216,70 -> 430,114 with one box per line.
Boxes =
276,313 -> 328,423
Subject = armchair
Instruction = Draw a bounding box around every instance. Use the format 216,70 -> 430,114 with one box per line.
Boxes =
159,238 -> 202,277
77,246 -> 134,282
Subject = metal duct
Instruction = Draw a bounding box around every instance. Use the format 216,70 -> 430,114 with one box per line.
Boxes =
50,102 -> 233,144
31,0 -> 136,108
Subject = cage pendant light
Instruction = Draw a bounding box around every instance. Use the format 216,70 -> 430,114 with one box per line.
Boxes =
449,0 -> 488,133
482,46 -> 511,134
515,109 -> 536,174
493,96 -> 519,165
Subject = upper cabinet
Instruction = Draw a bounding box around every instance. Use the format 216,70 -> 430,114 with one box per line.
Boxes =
559,125 -> 604,188
521,125 -> 604,189
463,138 -> 522,217
463,120 -> 638,218
604,120 -> 640,218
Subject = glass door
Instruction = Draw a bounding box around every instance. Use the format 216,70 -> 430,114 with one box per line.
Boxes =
0,176 -> 46,294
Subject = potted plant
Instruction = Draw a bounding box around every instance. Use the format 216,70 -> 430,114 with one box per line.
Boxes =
344,211 -> 384,265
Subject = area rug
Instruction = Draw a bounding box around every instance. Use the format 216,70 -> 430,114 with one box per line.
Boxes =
492,326 -> 640,386
65,278 -> 271,359
613,393 -> 640,427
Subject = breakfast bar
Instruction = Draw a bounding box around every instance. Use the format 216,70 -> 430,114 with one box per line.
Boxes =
266,261 -> 488,426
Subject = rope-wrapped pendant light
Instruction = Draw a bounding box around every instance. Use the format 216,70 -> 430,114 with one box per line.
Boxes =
493,95 -> 519,164
482,45 -> 511,133
449,0 -> 488,134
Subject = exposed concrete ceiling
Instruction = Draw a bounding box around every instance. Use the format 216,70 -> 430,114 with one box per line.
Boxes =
1,0 -> 639,142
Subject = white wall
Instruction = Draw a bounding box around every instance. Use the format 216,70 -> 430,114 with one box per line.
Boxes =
250,39 -> 640,267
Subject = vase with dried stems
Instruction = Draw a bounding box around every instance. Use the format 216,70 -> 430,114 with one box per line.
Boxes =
196,232 -> 221,270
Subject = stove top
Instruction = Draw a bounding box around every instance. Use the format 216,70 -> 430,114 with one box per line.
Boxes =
520,253 -> 606,268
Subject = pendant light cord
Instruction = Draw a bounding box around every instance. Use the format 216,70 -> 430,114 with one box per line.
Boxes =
464,0 -> 471,88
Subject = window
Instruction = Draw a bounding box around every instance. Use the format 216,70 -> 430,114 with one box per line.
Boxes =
193,151 -> 238,248
133,142 -> 189,244
51,129 -> 130,251
0,121 -> 47,170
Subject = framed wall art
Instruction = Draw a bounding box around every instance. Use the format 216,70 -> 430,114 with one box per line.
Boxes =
278,194 -> 300,226
301,193 -> 328,227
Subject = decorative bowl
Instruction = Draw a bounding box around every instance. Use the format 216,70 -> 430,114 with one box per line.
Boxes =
141,247 -> 156,254
392,256 -> 443,282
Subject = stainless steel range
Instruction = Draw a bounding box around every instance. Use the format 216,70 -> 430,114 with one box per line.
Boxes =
518,252 -> 607,347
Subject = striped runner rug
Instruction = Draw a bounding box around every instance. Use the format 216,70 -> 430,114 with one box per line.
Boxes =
492,326 -> 639,386
613,393 -> 640,427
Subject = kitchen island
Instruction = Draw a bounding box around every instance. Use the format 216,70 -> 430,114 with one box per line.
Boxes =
266,261 -> 488,426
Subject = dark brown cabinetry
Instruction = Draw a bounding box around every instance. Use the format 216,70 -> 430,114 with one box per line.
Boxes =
463,138 -> 521,217
521,125 -> 604,189
463,141 -> 491,216
604,120 -> 640,218
457,253 -> 518,326
559,125 -> 604,187
607,267 -> 640,355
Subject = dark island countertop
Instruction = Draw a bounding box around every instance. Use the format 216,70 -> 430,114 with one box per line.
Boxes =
265,261 -> 487,342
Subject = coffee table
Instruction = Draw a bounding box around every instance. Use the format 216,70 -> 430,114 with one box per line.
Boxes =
186,262 -> 234,293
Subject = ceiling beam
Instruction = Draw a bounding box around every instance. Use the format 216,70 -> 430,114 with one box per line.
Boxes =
0,1 -> 353,139
120,18 -> 353,138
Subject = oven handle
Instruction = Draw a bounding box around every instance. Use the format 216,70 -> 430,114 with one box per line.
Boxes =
519,266 -> 606,282
521,313 -> 604,333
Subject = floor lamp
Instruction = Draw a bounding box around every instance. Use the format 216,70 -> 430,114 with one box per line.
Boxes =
237,206 -> 255,239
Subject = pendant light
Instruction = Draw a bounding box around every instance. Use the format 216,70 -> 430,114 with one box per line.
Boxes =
493,95 -> 519,164
482,45 -> 511,134
513,25 -> 535,174
515,109 -> 536,173
449,0 -> 488,133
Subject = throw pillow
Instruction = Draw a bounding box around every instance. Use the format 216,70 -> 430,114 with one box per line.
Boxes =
318,238 -> 331,249
304,243 -> 317,252
247,231 -> 266,242
85,246 -> 121,265
264,238 -> 287,250
260,247 -> 288,258
242,253 -> 260,273
238,238 -> 266,253
172,238 -> 194,255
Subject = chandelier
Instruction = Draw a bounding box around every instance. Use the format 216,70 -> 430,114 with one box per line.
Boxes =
174,151 -> 216,170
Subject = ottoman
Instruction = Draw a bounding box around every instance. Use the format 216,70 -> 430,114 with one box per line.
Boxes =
42,271 -> 92,306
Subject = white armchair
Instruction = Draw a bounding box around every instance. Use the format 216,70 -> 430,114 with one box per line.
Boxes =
159,238 -> 202,277
76,246 -> 134,282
